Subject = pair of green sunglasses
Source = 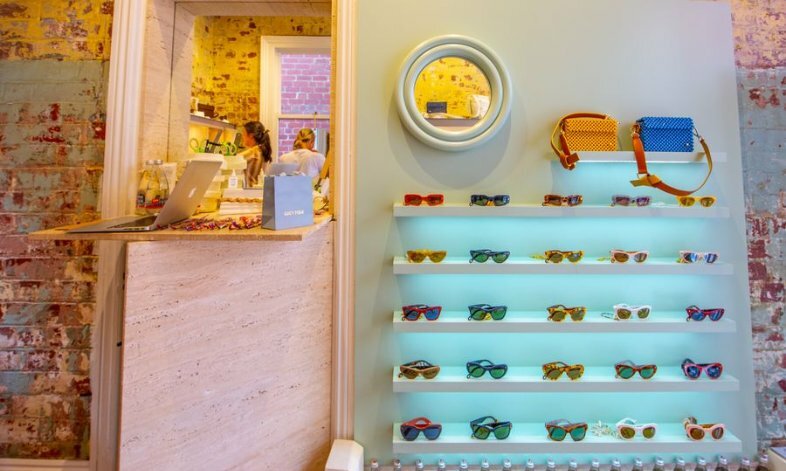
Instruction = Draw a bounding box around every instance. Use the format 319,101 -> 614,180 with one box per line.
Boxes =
466,359 -> 508,379
467,304 -> 507,321
469,249 -> 510,263
470,416 -> 512,440
615,360 -> 657,379
546,419 -> 587,441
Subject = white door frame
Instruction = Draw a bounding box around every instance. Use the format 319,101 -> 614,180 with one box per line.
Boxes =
260,35 -> 331,158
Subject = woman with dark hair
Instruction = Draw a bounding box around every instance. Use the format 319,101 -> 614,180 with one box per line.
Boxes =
237,121 -> 272,187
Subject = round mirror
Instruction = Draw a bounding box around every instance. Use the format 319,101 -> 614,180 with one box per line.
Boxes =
396,35 -> 512,152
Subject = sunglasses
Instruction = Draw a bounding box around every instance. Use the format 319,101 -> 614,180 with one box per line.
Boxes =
606,304 -> 651,320
683,416 -> 725,440
542,361 -> 584,381
545,419 -> 587,441
678,251 -> 718,264
616,418 -> 657,440
685,305 -> 725,321
536,250 -> 584,264
615,360 -> 657,380
404,193 -> 444,206
611,195 -> 651,207
677,196 -> 717,208
609,249 -> 649,263
468,304 -> 507,321
471,416 -> 512,440
398,360 -> 441,379
470,249 -> 510,263
542,194 -> 583,207
400,417 -> 442,441
402,304 -> 442,321
406,249 -> 447,263
466,359 -> 508,379
547,304 -> 586,322
470,194 -> 510,206
682,358 -> 723,380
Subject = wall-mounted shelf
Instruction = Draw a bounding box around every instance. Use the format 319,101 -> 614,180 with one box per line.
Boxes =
392,311 -> 737,334
393,204 -> 730,218
392,368 -> 740,393
189,114 -> 236,130
392,423 -> 742,454
553,151 -> 726,164
393,258 -> 734,275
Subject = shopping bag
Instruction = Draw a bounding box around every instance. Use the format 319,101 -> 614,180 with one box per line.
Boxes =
262,175 -> 314,230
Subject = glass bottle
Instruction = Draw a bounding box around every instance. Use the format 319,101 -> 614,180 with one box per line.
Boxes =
547,459 -> 557,471
716,456 -> 729,471
632,457 -> 644,471
393,459 -> 401,471
144,159 -> 163,214
370,459 -> 379,471
611,458 -> 622,471
135,160 -> 154,215
695,457 -> 707,471
437,459 -> 446,471
416,459 -> 425,471
674,457 -> 686,471
590,459 -> 601,471
154,159 -> 169,207
481,459 -> 490,471
527,459 -> 536,471
757,454 -> 770,471
569,459 -> 579,471
503,459 -> 513,470
653,457 -> 665,471
460,459 -> 469,471
740,458 -> 752,471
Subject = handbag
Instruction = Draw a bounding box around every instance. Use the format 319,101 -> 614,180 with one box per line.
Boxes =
630,117 -> 713,196
551,113 -> 619,170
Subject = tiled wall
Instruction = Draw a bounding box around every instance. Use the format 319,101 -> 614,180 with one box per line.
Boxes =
0,0 -> 110,460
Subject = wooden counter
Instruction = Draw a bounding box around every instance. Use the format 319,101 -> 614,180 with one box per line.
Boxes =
29,213 -> 332,242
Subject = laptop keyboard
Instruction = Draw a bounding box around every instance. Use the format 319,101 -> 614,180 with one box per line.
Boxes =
109,216 -> 158,229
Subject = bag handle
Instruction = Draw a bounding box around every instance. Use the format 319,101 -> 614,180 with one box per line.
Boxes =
630,124 -> 713,196
550,113 -> 614,170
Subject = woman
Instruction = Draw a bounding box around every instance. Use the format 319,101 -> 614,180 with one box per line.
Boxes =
237,121 -> 272,187
278,128 -> 326,179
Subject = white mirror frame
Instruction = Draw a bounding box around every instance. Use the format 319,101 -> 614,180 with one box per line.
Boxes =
396,34 -> 512,152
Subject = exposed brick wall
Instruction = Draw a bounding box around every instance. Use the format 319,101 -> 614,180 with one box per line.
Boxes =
0,0 -> 110,460
278,118 -> 329,157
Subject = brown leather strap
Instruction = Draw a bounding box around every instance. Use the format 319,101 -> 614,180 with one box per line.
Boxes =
630,125 -> 713,196
550,113 -> 611,170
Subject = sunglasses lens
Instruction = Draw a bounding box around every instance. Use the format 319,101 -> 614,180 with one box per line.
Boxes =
471,195 -> 489,206
470,312 -> 488,321
636,196 -> 651,206
704,253 -> 718,264
473,426 -> 490,440
546,368 -> 562,381
403,311 -> 420,321
491,307 -> 507,320
495,424 -> 512,439
429,251 -> 446,263
707,365 -> 722,378
638,307 -> 651,319
711,426 -> 724,439
545,195 -> 561,205
570,426 -> 587,441
567,367 -> 583,380
618,366 -> 635,379
680,197 -> 696,207
492,252 -> 510,263
401,425 -> 419,441
643,426 -> 656,439
472,252 -> 490,263
548,427 -> 567,441
567,252 -> 583,263
490,366 -> 507,379
400,368 -> 419,379
700,197 -> 715,207
571,309 -> 586,321
468,365 -> 485,378
618,309 -> 632,320
613,252 -> 629,263
547,253 -> 563,263
404,195 -> 422,206
407,251 -> 425,263
619,426 -> 636,439
426,195 -> 444,206
549,311 -> 566,322
613,195 -> 630,206
685,365 -> 700,378
709,309 -> 724,321
423,426 -> 441,440
422,368 -> 440,379
633,252 -> 648,263
494,195 -> 510,206
688,427 -> 704,440
640,366 -> 656,379
424,308 -> 440,321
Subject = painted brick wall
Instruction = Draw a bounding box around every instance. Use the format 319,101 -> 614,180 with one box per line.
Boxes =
0,0 -> 110,460
279,52 -> 330,155
191,16 -> 331,126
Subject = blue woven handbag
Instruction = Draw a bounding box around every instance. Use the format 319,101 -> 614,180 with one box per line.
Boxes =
636,117 -> 694,152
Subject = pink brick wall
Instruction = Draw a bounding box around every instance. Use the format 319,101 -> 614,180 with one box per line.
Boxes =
278,118 -> 329,157
277,53 -> 330,156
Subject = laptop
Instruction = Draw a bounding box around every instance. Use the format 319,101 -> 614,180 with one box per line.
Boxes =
68,159 -> 222,233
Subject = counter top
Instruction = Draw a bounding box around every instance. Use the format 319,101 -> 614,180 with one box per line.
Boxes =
29,213 -> 332,242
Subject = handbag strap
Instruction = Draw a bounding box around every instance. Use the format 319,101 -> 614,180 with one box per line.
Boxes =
550,113 -> 612,170
630,124 -> 713,196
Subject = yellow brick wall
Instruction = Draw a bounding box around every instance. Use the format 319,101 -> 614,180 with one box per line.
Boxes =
413,57 -> 491,118
191,16 -> 331,125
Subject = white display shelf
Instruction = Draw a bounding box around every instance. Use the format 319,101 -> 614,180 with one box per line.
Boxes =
189,114 -> 236,130
392,367 -> 740,393
393,257 -> 734,276
393,204 -> 730,219
392,423 -> 742,454
392,311 -> 737,334
566,151 -> 726,164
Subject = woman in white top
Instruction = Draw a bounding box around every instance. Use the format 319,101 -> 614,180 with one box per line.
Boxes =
237,121 -> 272,187
278,128 -> 326,179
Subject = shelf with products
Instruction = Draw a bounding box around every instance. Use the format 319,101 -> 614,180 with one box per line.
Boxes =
392,311 -> 737,334
392,367 -> 740,393
393,204 -> 730,218
393,258 -> 733,276
189,113 -> 236,130
554,151 -> 726,164
392,423 -> 742,454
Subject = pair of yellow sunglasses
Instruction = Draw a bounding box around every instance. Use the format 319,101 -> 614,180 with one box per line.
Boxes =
677,196 -> 716,207
406,250 -> 446,263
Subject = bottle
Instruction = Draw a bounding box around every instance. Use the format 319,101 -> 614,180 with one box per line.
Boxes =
611,458 -> 621,471
590,459 -> 601,471
503,459 -> 513,470
135,160 -> 154,215
547,459 -> 557,471
416,459 -> 425,471
144,159 -> 163,214
740,458 -> 752,471
393,459 -> 401,471
481,459 -> 490,471
695,457 -> 707,471
228,169 -> 240,190
569,459 -> 579,471
633,457 -> 644,471
370,459 -> 379,471
674,457 -> 686,471
716,456 -> 729,471
757,454 -> 770,471
460,459 -> 469,471
154,159 -> 169,208
438,459 -> 447,471
653,457 -> 665,471
527,459 -> 536,471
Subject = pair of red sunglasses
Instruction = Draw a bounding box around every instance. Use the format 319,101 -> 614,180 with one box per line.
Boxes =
404,194 -> 444,206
